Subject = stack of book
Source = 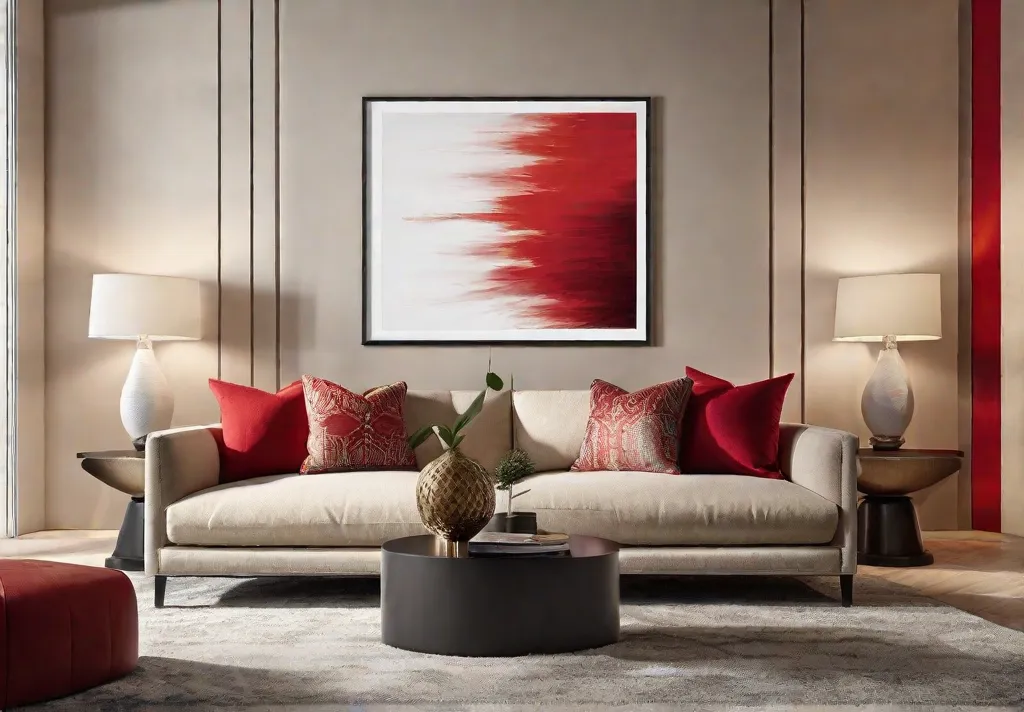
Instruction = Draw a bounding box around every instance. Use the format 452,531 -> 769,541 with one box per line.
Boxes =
468,532 -> 570,556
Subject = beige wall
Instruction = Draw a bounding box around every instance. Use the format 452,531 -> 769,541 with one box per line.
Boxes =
45,0 -> 220,529
43,0 -> 963,530
1001,2 -> 1024,537
280,0 -> 772,390
957,0 -> 973,531
15,0 -> 46,534
802,0 -> 961,530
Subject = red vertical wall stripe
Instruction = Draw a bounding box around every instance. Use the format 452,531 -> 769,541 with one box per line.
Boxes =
971,0 -> 1002,532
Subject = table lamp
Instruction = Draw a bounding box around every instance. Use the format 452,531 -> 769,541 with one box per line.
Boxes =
89,274 -> 201,447
833,273 -> 941,450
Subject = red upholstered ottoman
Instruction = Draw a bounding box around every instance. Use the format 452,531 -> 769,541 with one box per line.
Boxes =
0,559 -> 138,708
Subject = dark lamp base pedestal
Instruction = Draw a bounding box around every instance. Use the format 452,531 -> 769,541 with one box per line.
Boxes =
869,435 -> 905,451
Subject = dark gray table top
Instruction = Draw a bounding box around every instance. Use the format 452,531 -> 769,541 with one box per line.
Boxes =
382,534 -> 618,560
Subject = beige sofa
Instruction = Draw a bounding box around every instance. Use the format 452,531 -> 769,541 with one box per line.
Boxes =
145,389 -> 858,607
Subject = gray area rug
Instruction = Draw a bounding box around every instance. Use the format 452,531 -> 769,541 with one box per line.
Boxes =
23,574 -> 1024,711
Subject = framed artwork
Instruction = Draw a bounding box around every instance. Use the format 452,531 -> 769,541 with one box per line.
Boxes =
362,96 -> 651,345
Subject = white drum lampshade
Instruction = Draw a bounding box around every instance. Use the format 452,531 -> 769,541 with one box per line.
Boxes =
833,273 -> 941,450
89,274 -> 201,443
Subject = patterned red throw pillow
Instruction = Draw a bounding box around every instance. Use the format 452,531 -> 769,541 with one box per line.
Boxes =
300,376 -> 417,474
209,379 -> 310,483
571,378 -> 693,474
678,367 -> 794,478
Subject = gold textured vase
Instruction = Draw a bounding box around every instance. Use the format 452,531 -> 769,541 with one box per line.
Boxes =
416,448 -> 495,542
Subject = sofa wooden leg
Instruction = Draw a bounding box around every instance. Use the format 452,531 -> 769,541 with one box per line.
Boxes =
840,574 -> 853,607
154,575 -> 167,608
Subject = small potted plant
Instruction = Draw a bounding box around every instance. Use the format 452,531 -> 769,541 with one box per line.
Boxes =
489,448 -> 537,534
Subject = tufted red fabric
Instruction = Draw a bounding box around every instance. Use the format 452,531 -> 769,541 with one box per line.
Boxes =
0,559 -> 138,708
209,378 -> 309,483
679,367 -> 794,479
571,378 -> 693,474
300,376 -> 417,474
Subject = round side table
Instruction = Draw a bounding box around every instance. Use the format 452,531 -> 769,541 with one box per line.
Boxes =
856,448 -> 963,567
77,450 -> 145,571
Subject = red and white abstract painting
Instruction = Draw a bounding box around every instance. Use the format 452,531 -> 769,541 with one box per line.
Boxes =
363,98 -> 650,344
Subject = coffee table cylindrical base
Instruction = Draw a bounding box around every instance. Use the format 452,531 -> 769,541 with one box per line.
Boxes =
381,536 -> 619,656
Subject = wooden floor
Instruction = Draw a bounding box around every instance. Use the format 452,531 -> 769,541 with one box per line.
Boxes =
2,529 -> 1021,632
863,530 -> 1024,631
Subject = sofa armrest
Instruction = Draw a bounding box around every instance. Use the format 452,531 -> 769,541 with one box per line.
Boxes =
778,423 -> 859,574
144,424 -> 221,575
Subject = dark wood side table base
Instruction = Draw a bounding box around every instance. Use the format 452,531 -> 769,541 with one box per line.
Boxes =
106,497 -> 145,572
856,495 -> 933,568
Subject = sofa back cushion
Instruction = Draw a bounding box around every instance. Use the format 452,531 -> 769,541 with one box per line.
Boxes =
512,390 -> 591,472
405,390 -> 512,473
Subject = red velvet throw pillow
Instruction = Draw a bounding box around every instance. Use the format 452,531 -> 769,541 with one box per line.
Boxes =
571,378 -> 693,474
678,367 -> 794,478
209,379 -> 309,483
300,376 -> 417,474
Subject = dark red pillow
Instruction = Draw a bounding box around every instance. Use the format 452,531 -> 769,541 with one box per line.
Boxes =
678,367 -> 794,479
209,379 -> 309,483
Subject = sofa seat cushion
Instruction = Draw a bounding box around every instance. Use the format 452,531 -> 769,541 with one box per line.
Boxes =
515,471 -> 839,546
165,471 -> 427,547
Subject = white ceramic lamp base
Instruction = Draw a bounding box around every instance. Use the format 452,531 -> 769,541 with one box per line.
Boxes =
120,338 -> 174,442
860,336 -> 914,450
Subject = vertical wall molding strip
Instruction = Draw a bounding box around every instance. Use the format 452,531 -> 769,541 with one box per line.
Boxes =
215,0 -> 278,392
249,0 -> 255,386
219,0 -> 255,386
274,0 -> 281,392
956,0 -> 975,530
970,0 -> 1001,532
251,0 -> 280,392
1001,0 -> 1024,535
768,0 -> 775,378
4,0 -> 18,536
798,0 -> 806,424
216,0 -> 223,379
769,0 -> 805,424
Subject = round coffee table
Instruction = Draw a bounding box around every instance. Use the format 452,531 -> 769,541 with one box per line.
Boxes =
381,534 -> 619,656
